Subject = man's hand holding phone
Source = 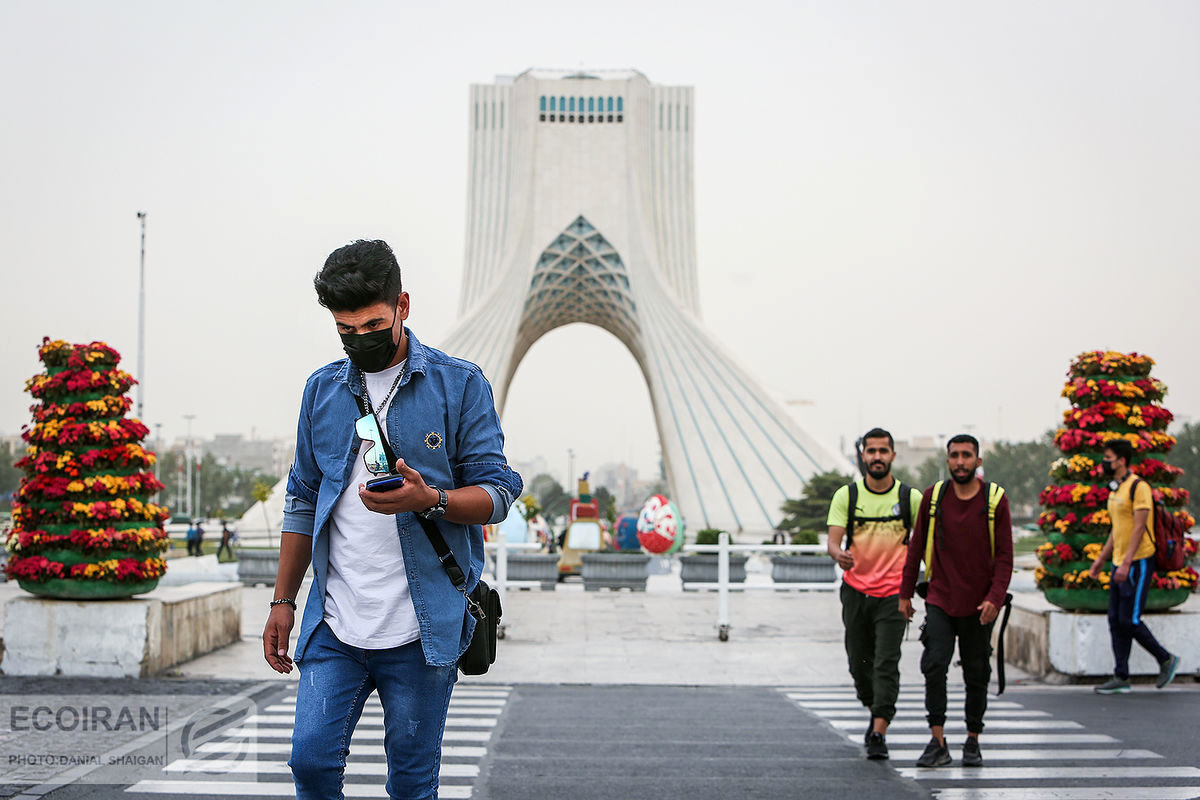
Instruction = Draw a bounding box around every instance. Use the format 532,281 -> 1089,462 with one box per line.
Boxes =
359,457 -> 439,515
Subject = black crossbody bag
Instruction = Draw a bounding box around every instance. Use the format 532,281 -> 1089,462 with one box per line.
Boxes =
352,392 -> 500,675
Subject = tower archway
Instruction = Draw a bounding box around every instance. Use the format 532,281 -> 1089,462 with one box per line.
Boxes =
442,69 -> 840,535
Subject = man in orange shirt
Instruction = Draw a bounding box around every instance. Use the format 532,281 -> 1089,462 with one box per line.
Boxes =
1088,439 -> 1179,694
827,428 -> 921,761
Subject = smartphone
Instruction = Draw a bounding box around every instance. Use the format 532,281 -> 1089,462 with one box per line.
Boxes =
366,474 -> 405,492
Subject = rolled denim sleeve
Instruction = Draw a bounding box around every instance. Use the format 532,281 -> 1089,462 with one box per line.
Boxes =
452,368 -> 523,504
282,376 -> 320,537
480,483 -> 515,525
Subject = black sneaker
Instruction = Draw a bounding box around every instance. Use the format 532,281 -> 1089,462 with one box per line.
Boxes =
865,731 -> 888,760
915,737 -> 951,768
1157,655 -> 1180,689
1094,676 -> 1131,695
962,736 -> 982,766
864,716 -> 873,745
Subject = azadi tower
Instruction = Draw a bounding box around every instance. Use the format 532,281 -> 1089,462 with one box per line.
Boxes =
443,68 -> 841,536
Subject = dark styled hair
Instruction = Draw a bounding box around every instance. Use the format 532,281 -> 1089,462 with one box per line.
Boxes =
313,240 -> 402,311
1105,438 -> 1135,465
861,427 -> 894,449
946,433 -> 980,455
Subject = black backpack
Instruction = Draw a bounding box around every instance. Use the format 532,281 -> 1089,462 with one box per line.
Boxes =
844,480 -> 917,550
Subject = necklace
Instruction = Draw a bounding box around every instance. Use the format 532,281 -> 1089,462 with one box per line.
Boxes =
361,368 -> 404,418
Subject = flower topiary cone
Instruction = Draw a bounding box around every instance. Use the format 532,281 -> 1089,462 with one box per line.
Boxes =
1035,351 -> 1197,611
4,338 -> 170,598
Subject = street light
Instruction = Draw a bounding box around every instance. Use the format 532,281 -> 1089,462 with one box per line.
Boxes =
184,414 -> 196,520
136,212 -> 146,422
153,422 -> 162,487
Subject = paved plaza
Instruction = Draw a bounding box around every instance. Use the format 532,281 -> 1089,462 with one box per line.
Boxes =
1,565 -> 1198,799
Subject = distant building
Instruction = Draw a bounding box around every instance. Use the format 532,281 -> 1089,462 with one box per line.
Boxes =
591,462 -> 639,508
510,456 -> 551,488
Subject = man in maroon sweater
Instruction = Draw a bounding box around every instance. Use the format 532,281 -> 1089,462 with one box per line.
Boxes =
899,434 -> 1013,769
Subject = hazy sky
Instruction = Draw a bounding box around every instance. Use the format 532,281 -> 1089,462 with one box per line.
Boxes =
2,1 -> 1197,485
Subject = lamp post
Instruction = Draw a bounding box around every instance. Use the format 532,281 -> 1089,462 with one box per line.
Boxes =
153,422 -> 162,487
567,448 -> 575,495
136,212 -> 146,422
184,414 -> 196,520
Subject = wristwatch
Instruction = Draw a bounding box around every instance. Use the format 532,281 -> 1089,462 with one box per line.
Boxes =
418,485 -> 448,520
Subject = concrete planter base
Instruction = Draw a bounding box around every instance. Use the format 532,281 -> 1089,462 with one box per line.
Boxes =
1,581 -> 241,677
236,548 -> 280,587
679,554 -> 748,589
581,553 -> 651,592
506,553 -> 560,590
770,555 -> 837,584
1002,591 -> 1200,679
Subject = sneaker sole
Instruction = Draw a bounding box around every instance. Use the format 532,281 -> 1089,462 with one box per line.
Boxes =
1095,687 -> 1132,695
915,756 -> 952,768
962,757 -> 983,767
866,753 -> 889,761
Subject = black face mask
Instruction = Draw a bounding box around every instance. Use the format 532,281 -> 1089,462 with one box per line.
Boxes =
1101,460 -> 1117,477
340,310 -> 400,373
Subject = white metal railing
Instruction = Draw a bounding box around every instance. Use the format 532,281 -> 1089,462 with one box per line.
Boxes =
682,532 -> 842,641
483,533 -> 545,637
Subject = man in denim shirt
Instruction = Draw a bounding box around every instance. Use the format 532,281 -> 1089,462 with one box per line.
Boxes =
262,239 -> 522,799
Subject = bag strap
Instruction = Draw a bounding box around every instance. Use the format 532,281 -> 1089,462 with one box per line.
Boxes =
844,482 -> 859,549
923,480 -> 948,582
995,592 -> 1013,695
899,482 -> 915,543
1127,477 -> 1157,547
352,387 -> 475,603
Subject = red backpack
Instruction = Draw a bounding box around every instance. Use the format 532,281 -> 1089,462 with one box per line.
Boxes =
1129,478 -> 1187,572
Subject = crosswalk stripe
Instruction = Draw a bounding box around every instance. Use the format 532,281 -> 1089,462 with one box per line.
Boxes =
812,709 -> 1051,719
243,713 -> 499,726
875,734 -> 1116,745
162,759 -> 480,778
221,725 -> 494,742
887,749 -> 1162,761
271,697 -> 507,708
790,700 -> 1026,710
829,718 -> 1081,730
255,707 -> 502,721
195,742 -> 488,757
124,780 -> 472,798
897,766 -> 1200,780
783,690 -> 967,699
928,789 -> 1200,800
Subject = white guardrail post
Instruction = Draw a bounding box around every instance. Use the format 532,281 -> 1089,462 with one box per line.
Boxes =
495,530 -> 509,615
680,541 -> 841,641
717,531 -> 730,641
483,535 -> 544,640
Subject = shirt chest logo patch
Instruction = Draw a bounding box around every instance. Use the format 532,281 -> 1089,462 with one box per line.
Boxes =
892,503 -> 901,516
424,431 -> 443,450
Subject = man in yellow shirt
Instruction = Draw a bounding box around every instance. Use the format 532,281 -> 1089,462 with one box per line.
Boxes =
1088,439 -> 1179,694
827,428 -> 922,760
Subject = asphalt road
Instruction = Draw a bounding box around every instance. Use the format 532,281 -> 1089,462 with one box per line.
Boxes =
2,678 -> 1197,800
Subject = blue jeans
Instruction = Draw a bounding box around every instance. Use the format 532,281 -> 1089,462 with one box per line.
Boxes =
289,620 -> 457,799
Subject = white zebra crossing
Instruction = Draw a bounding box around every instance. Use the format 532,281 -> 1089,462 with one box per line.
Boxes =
125,685 -> 511,798
783,687 -> 1200,800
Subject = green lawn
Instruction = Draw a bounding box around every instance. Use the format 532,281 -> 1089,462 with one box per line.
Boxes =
166,538 -> 239,563
1013,533 -> 1047,555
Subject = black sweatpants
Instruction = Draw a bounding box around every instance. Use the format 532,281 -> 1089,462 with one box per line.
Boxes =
840,582 -> 906,723
919,603 -> 994,734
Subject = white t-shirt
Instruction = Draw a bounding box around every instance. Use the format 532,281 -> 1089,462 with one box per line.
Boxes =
323,360 -> 421,649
